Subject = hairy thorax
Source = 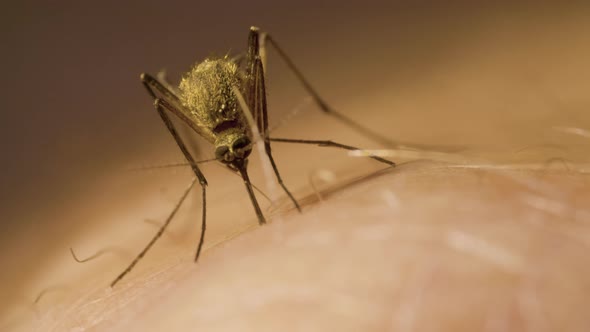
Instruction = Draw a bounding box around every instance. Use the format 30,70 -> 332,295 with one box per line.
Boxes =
179,57 -> 248,134
178,57 -> 252,162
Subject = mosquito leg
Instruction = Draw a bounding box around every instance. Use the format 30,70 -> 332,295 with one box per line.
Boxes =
141,73 -> 182,104
262,138 -> 302,212
246,28 -> 301,212
268,137 -> 396,167
235,160 -> 267,225
110,177 -> 198,287
154,98 -> 209,262
111,96 -> 209,287
256,28 -> 396,147
142,72 -> 209,264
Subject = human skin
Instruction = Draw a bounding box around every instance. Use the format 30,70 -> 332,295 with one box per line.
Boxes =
12,162 -> 590,332
10,82 -> 590,331
2,3 -> 590,332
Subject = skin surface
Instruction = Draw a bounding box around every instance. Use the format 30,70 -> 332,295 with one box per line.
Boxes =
1,2 -> 590,332
24,167 -> 590,331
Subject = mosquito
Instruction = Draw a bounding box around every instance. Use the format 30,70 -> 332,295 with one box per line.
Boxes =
111,26 -> 395,286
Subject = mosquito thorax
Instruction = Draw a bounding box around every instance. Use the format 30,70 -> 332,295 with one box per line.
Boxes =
177,58 -> 245,145
179,57 -> 244,117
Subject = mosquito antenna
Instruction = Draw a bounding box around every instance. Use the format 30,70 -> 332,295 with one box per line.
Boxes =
126,158 -> 217,172
129,158 -> 273,203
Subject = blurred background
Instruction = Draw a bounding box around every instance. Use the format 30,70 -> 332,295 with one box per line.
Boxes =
1,0 -> 589,327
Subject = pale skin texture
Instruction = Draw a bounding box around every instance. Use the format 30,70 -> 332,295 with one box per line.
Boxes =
12,163 -> 590,332
2,4 -> 590,332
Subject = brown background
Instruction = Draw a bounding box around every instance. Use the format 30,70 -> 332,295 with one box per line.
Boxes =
1,1 -> 590,330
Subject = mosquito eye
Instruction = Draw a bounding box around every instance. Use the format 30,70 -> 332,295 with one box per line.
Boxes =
232,137 -> 251,159
232,137 -> 250,151
215,145 -> 229,160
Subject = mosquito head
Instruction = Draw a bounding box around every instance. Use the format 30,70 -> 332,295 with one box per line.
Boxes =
215,135 -> 252,163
